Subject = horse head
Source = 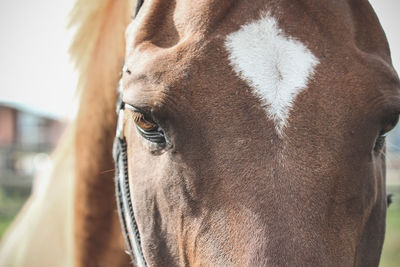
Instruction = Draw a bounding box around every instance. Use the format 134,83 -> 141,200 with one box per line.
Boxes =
115,0 -> 400,266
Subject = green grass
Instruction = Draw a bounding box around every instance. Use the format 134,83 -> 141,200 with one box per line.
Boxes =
0,216 -> 14,238
0,188 -> 28,239
380,185 -> 400,267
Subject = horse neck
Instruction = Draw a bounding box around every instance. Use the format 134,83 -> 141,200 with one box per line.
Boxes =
71,0 -> 135,266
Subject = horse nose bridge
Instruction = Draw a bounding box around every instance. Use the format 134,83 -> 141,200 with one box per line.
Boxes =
209,203 -> 331,266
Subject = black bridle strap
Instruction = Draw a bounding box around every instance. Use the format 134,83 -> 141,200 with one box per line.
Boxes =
114,102 -> 147,267
134,0 -> 144,18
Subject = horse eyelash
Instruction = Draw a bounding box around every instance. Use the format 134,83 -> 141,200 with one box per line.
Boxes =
132,111 -> 144,123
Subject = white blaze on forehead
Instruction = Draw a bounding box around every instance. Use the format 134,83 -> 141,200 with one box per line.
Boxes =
225,14 -> 319,136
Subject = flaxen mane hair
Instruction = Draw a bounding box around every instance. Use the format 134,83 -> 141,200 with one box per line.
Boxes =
71,0 -> 134,266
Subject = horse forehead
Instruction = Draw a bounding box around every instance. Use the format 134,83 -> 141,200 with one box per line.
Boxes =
224,14 -> 319,135
123,0 -> 396,126
124,3 -> 318,93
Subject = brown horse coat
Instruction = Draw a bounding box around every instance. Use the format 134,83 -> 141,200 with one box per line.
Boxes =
77,0 -> 400,266
1,0 -> 399,266
117,0 -> 399,266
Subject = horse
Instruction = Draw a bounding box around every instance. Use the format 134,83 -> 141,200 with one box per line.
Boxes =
1,0 -> 399,266
79,0 -> 400,265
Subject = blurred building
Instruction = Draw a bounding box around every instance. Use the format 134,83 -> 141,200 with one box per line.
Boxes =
0,102 -> 66,195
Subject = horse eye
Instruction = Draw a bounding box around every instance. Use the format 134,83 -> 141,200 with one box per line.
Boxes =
131,110 -> 166,144
133,112 -> 158,132
375,114 -> 399,151
374,134 -> 386,151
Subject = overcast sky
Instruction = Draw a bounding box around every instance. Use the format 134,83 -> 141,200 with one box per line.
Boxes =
0,0 -> 399,120
0,0 -> 77,119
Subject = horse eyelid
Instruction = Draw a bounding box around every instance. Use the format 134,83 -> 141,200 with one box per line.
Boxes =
125,104 -> 156,125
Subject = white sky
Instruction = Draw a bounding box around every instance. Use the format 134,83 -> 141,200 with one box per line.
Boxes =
0,0 -> 77,119
0,0 -> 398,120
370,0 -> 400,71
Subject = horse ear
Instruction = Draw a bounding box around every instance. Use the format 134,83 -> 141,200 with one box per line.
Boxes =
387,194 -> 393,207
70,0 -> 136,266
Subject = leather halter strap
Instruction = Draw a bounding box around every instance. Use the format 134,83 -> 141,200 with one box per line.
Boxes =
113,99 -> 148,267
